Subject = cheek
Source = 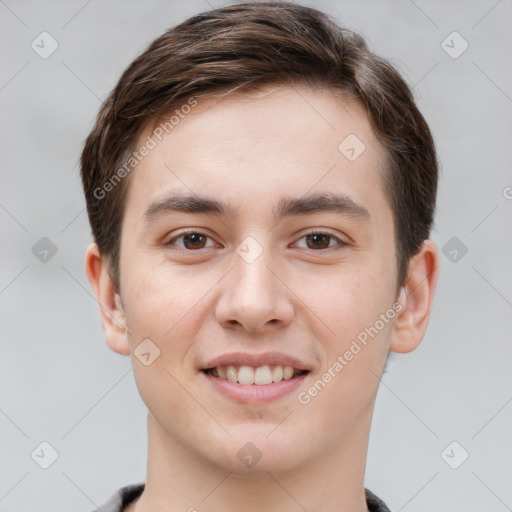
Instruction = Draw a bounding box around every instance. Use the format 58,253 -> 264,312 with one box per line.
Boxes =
122,259 -> 188,331
122,265 -> 205,422
121,260 -> 219,365
297,258 -> 394,339
295,258 -> 394,411
299,315 -> 391,441
130,352 -> 201,446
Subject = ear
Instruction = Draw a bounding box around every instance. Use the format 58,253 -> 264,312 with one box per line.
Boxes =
84,242 -> 131,356
390,240 -> 439,353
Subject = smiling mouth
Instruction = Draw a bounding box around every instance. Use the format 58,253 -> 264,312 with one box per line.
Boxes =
202,364 -> 309,386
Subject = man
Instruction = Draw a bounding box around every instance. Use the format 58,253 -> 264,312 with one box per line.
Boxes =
81,2 -> 439,511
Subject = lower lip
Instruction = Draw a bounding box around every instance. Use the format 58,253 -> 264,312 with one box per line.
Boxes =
200,371 -> 309,403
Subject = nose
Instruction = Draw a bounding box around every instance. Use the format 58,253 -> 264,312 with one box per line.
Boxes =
214,245 -> 294,333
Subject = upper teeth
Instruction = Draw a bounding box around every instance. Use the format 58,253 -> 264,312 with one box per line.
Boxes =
208,365 -> 300,385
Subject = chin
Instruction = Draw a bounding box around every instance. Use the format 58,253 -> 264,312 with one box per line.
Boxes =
204,426 -> 310,475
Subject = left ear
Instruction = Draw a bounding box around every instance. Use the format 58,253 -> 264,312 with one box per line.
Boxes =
390,240 -> 439,353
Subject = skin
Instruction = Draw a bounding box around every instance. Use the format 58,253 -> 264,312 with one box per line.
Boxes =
86,85 -> 438,512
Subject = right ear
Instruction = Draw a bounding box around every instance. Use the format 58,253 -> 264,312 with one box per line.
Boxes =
84,242 -> 131,355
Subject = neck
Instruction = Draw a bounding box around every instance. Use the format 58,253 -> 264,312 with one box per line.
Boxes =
128,410 -> 373,512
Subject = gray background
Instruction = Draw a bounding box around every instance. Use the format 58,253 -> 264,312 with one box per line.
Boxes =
1,0 -> 511,510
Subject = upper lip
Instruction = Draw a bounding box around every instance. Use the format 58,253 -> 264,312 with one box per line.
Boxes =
202,351 -> 311,371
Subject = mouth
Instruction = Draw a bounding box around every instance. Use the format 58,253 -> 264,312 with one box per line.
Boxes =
199,352 -> 313,403
201,364 -> 310,386
200,366 -> 310,403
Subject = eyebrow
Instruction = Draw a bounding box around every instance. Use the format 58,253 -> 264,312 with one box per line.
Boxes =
143,191 -> 371,223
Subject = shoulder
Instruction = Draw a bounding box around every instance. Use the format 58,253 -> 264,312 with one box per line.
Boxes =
89,483 -> 145,512
365,488 -> 392,512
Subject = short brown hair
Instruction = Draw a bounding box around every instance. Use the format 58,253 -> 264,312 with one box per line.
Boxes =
80,1 -> 438,292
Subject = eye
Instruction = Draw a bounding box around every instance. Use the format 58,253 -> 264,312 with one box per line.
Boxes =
165,231 -> 216,251
164,229 -> 348,252
294,230 -> 348,250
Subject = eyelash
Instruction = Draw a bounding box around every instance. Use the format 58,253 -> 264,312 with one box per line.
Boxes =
165,229 -> 348,252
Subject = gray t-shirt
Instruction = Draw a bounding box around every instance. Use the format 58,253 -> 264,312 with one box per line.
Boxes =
91,483 -> 392,511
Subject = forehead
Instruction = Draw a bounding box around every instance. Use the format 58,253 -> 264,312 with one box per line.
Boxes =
147,85 -> 381,161
124,85 -> 390,224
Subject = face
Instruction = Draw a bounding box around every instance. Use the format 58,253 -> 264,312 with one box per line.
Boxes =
115,86 -> 401,473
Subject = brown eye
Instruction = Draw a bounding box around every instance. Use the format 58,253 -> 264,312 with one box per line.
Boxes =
295,231 -> 347,251
166,231 -> 214,250
305,233 -> 331,249
182,233 -> 207,249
